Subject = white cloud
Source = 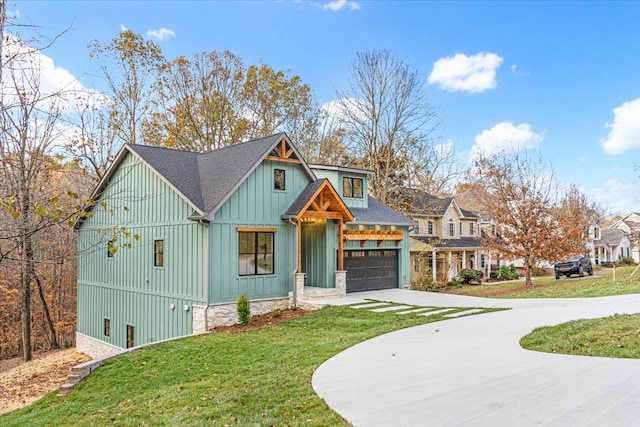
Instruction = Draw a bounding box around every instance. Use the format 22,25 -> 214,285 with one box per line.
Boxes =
322,0 -> 361,11
320,97 -> 366,129
601,98 -> 640,155
510,64 -> 530,76
146,27 -> 176,41
2,35 -> 102,107
588,178 -> 640,215
120,24 -> 128,32
428,52 -> 503,93
470,122 -> 543,159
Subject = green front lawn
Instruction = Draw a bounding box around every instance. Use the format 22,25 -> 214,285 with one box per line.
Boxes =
0,306 -> 458,426
521,313 -> 640,359
448,265 -> 640,298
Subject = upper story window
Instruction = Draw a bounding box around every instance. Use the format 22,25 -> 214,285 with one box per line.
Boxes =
274,169 -> 285,190
428,221 -> 434,235
238,231 -> 275,276
491,224 -> 496,236
343,177 -> 363,198
593,227 -> 600,239
448,219 -> 455,237
154,239 -> 164,267
414,221 -> 420,235
470,223 -> 475,236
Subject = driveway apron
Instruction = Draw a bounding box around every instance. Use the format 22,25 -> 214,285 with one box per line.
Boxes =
312,289 -> 640,427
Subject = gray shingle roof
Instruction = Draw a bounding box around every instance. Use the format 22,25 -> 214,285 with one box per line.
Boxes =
282,179 -> 328,219
350,197 -> 417,226
88,133 -> 413,230
411,191 -> 453,216
127,133 -> 315,218
411,235 -> 483,249
594,228 -> 628,247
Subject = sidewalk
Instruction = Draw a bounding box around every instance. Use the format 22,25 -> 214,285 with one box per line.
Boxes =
312,289 -> 640,426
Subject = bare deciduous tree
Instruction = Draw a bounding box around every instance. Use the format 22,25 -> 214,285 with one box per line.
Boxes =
89,30 -> 165,146
336,49 -> 442,211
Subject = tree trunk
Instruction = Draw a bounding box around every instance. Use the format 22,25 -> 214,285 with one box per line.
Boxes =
34,274 -> 59,349
20,235 -> 33,361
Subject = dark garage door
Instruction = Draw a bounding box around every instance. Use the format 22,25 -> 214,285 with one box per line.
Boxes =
344,250 -> 399,293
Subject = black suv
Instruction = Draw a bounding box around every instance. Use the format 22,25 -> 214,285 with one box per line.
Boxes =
554,257 -> 593,279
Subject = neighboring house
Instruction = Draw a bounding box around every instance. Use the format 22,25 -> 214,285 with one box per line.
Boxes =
590,222 -> 632,264
76,133 -> 415,358
607,213 -> 640,262
409,193 -> 493,283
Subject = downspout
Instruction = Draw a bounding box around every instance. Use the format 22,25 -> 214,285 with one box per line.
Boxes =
288,218 -> 298,308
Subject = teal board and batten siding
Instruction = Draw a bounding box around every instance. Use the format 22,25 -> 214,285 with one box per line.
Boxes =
208,160 -> 311,304
344,224 -> 412,288
77,153 -> 208,349
312,169 -> 368,209
301,221 -> 338,288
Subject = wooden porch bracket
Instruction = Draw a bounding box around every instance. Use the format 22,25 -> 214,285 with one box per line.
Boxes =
343,230 -> 403,247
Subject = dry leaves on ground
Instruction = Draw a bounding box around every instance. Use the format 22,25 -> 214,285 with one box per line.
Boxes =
0,348 -> 91,415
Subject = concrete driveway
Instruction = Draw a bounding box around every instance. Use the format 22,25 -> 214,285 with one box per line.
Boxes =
312,289 -> 640,426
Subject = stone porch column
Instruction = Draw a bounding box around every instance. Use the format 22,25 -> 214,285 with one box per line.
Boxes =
335,270 -> 347,297
295,273 -> 305,303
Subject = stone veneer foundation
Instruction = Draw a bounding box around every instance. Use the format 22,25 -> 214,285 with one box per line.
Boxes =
76,332 -> 125,359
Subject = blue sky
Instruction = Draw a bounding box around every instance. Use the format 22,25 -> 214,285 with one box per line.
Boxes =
10,0 -> 640,215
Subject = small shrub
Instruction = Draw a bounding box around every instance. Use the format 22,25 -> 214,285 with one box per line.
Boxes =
272,309 -> 283,319
620,257 -> 636,265
458,268 -> 484,284
237,292 -> 251,325
410,276 -> 434,291
447,277 -> 461,287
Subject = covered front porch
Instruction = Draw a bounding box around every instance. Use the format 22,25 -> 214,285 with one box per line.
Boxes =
282,179 -> 354,303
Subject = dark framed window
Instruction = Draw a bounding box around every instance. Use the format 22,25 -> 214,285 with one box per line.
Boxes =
343,177 -> 363,198
238,232 -> 274,276
104,319 -> 110,337
107,240 -> 114,258
470,223 -> 475,236
427,221 -> 433,235
154,239 -> 164,267
274,169 -> 285,190
448,219 -> 455,237
126,325 -> 134,348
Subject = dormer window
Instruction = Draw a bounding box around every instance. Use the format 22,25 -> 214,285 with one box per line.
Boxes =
470,223 -> 475,236
448,219 -> 455,237
343,177 -> 363,198
593,227 -> 600,239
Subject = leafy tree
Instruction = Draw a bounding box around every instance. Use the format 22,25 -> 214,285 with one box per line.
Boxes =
145,50 -> 248,151
469,149 -> 595,286
145,51 -> 321,153
336,49 -> 442,211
